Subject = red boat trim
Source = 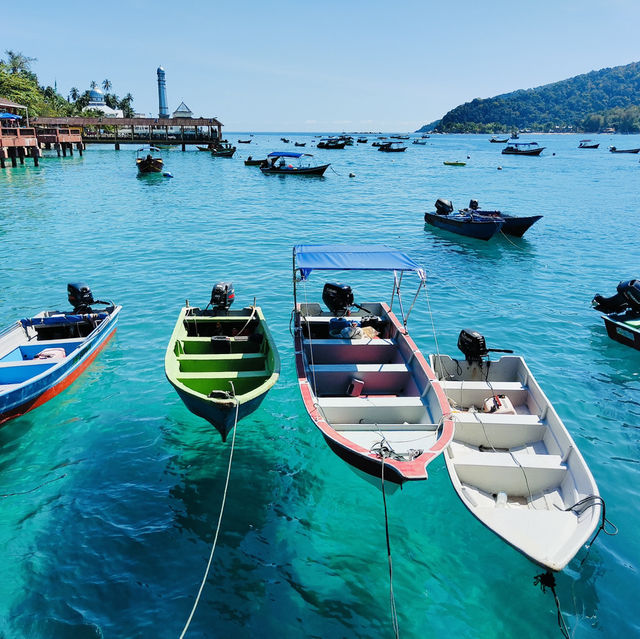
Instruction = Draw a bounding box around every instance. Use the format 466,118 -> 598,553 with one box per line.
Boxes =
294,303 -> 455,484
0,327 -> 117,425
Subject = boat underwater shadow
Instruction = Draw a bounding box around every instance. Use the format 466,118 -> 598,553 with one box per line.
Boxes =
424,224 -> 537,262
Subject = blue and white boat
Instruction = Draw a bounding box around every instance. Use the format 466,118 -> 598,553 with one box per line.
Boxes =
260,152 -> 330,176
0,283 -> 121,425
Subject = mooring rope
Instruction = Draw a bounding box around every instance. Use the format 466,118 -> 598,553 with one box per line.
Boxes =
178,382 -> 240,639
533,571 -> 570,639
379,447 -> 400,639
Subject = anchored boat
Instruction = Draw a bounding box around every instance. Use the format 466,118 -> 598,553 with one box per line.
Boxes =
260,152 -> 330,176
502,142 -> 545,156
292,244 -> 454,488
592,279 -> 640,350
459,199 -> 543,237
136,146 -> 163,173
430,330 -> 601,571
165,283 -> 280,441
0,283 -> 121,425
424,198 -> 504,241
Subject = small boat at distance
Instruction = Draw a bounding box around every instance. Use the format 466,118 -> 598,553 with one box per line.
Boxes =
211,142 -> 236,157
592,279 -> 640,350
292,244 -> 454,488
430,329 -> 601,572
317,138 -> 346,149
579,139 -> 599,149
502,142 -> 544,156
294,142 -> 306,147
357,137 -> 368,143
244,156 -> 266,166
443,161 -> 466,166
237,139 -> 251,144
424,198 -> 504,241
136,146 -> 163,173
165,283 -> 280,441
280,137 -> 290,143
0,283 -> 121,425
459,199 -> 542,237
490,136 -> 509,143
609,146 -> 640,153
412,139 -> 427,145
260,151 -> 330,176
378,141 -> 407,152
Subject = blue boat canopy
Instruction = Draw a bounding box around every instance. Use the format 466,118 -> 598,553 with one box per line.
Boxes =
0,112 -> 22,119
294,244 -> 426,280
267,151 -> 310,158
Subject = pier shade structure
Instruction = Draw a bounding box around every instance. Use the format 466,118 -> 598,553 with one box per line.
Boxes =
31,116 -> 223,151
0,97 -> 41,167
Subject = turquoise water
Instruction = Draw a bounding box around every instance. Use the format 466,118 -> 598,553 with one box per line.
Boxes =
0,133 -> 638,638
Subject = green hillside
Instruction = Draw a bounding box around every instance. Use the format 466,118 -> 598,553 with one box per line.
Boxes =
430,61 -> 640,133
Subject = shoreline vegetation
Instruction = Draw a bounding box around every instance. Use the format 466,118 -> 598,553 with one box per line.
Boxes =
418,60 -> 640,135
0,50 -> 135,118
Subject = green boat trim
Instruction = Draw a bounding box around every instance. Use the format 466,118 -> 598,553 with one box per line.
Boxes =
165,305 -> 280,437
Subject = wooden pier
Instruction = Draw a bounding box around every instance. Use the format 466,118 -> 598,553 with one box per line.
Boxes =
32,116 -> 223,151
0,97 -> 40,168
0,127 -> 41,168
36,127 -> 84,157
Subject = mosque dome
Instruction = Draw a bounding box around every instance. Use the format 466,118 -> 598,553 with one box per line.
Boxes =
89,88 -> 105,103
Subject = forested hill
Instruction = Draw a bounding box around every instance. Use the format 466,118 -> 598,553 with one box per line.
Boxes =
430,61 -> 640,133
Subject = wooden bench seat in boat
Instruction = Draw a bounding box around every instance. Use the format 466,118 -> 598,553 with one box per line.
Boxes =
438,380 -> 539,413
303,338 -> 402,365
448,444 -> 567,496
309,362 -> 418,396
308,363 -> 408,373
318,395 -> 428,424
177,352 -> 265,372
176,369 -> 268,379
451,413 -> 547,449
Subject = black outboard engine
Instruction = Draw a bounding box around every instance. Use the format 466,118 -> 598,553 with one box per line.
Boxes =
435,198 -> 454,215
68,282 -> 94,313
210,282 -> 235,312
592,279 -> 640,314
322,282 -> 354,316
469,199 -> 479,210
457,329 -> 513,364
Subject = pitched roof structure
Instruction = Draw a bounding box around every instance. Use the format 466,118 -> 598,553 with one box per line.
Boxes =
172,101 -> 193,118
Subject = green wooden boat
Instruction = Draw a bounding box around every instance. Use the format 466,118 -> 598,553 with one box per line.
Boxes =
165,301 -> 279,441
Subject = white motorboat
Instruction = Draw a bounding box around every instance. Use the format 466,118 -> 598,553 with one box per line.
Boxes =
430,330 -> 601,571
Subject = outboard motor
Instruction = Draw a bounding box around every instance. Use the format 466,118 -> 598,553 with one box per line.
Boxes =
68,282 -> 94,313
592,279 -> 640,314
210,282 -> 235,312
457,329 -> 513,364
469,199 -> 479,210
435,198 -> 454,215
322,282 -> 354,316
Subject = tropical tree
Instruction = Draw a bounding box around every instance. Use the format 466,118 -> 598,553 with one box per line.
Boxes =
69,87 -> 80,102
4,50 -> 36,75
89,80 -> 97,89
102,78 -> 112,92
119,93 -> 134,117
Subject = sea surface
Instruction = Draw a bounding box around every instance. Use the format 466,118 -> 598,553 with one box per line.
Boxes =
0,133 -> 638,638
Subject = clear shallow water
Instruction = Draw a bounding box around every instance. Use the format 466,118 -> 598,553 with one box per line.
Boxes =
0,133 -> 638,638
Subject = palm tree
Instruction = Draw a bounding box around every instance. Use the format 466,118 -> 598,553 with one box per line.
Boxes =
102,79 -> 112,92
69,87 -> 80,102
120,93 -> 134,117
4,49 -> 36,74
89,80 -> 97,89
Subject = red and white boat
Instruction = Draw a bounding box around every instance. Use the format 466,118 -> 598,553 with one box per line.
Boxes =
292,244 -> 454,489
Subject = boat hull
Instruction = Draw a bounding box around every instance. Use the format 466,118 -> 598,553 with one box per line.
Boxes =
212,148 -> 236,157
466,210 -> 543,237
260,164 -> 329,176
294,303 -> 454,486
165,305 -> 280,441
601,314 -> 640,350
609,148 -> 640,153
430,354 -> 601,571
424,212 -> 503,240
0,307 -> 121,424
502,147 -> 544,155
136,158 -> 164,173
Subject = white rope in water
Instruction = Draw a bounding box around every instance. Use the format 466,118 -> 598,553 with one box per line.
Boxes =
178,382 -> 240,639
380,452 -> 400,639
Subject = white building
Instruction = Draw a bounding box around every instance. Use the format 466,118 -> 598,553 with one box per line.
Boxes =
171,101 -> 193,119
87,88 -> 123,118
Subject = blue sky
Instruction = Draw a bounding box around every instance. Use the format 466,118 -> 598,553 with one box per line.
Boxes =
8,0 -> 640,131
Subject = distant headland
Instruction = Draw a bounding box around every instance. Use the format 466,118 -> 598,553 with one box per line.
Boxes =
418,60 -> 640,134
